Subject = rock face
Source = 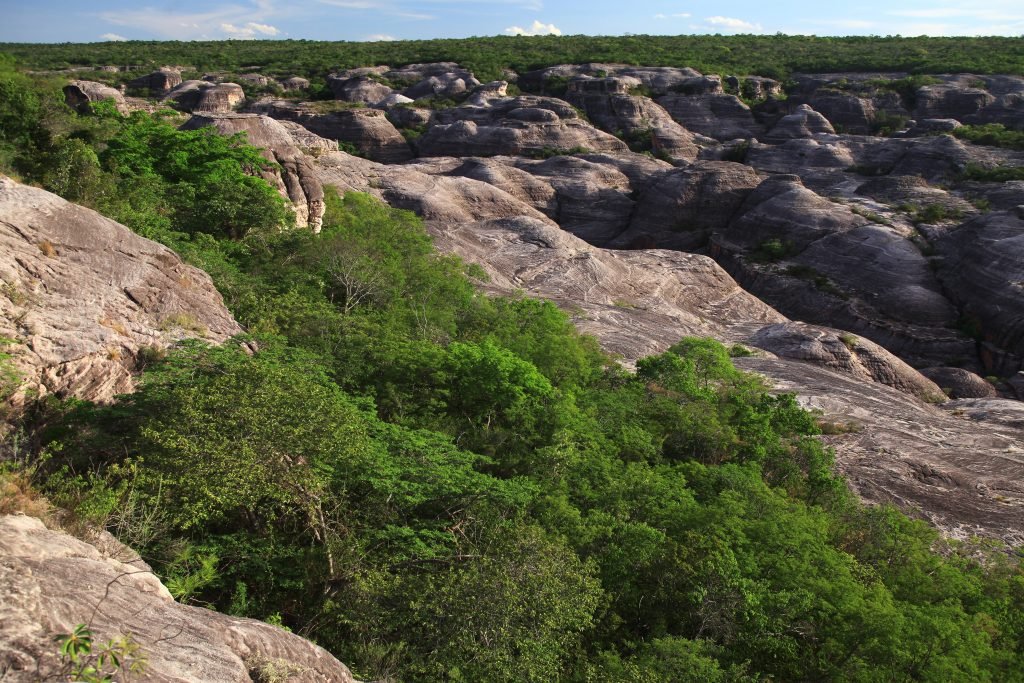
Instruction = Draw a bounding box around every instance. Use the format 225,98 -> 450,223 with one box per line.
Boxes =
657,93 -> 762,141
0,176 -> 241,405
181,114 -> 327,231
748,322 -> 946,401
935,211 -> 1024,375
0,515 -> 356,683
250,100 -> 413,163
164,81 -> 245,113
565,79 -> 701,161
328,75 -> 394,104
416,96 -> 628,158
63,80 -> 128,115
921,367 -> 999,399
127,68 -> 182,95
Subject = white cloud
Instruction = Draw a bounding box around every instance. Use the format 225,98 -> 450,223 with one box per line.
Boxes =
364,33 -> 397,40
705,15 -> 763,32
99,0 -> 279,40
504,19 -> 562,36
316,0 -> 383,8
100,32 -> 128,41
654,12 -> 690,19
220,21 -> 280,38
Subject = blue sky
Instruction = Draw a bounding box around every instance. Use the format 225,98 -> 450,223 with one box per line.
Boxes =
2,0 -> 1023,43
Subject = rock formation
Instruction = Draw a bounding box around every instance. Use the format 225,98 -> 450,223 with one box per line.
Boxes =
62,80 -> 128,115
164,81 -> 245,113
0,515 -> 356,683
0,176 -> 241,405
181,114 -> 327,231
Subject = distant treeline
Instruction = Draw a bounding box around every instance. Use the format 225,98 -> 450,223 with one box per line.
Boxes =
3,35 -> 1024,82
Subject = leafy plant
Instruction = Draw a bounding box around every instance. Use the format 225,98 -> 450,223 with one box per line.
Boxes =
55,623 -> 145,682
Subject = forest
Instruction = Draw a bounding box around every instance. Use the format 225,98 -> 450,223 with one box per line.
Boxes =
2,42 -> 1024,682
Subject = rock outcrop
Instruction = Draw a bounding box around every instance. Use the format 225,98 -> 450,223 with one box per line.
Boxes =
127,68 -> 183,95
0,176 -> 241,405
181,114 -> 327,231
164,81 -> 245,113
250,100 -> 413,163
416,96 -> 628,158
63,80 -> 128,115
0,515 -> 356,683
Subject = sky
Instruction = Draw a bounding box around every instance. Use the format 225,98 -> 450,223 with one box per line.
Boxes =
1,0 -> 1023,43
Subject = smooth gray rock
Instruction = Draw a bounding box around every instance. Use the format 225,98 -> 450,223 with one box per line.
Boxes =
921,367 -> 999,398
765,104 -> 836,141
0,176 -> 241,405
127,68 -> 182,95
0,515 -> 357,683
164,81 -> 244,113
657,93 -> 763,141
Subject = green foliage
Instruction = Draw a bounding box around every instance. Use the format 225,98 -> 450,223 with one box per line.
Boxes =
55,623 -> 145,682
953,123 -> 1024,150
961,163 -> 1024,182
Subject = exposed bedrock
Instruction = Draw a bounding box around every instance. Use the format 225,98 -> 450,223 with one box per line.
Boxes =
921,367 -> 999,399
0,176 -> 241,406
934,211 -> 1024,375
249,99 -> 413,163
657,92 -> 763,141
163,80 -> 244,114
415,95 -> 628,157
0,515 -> 356,683
63,80 -> 129,115
564,79 -> 702,161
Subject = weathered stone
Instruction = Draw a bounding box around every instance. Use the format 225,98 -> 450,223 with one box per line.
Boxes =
0,176 -> 241,405
164,81 -> 244,113
415,96 -> 627,158
914,84 -> 995,120
328,75 -> 393,104
657,93 -> 763,141
614,161 -> 761,250
250,100 -> 413,163
182,114 -> 327,231
807,91 -> 876,134
935,211 -> 1024,375
127,68 -> 182,95
63,80 -> 128,115
749,322 -> 946,401
0,515 -> 356,683
765,104 -> 836,141
921,366 -> 999,398
281,76 -> 310,91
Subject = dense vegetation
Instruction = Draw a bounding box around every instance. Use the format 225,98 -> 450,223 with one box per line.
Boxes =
4,34 -> 1024,85
3,52 -> 1024,682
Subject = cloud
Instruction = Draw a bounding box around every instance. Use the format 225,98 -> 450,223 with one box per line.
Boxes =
504,19 -> 562,36
99,0 -> 280,40
654,12 -> 690,19
364,33 -> 397,40
316,0 -> 383,8
704,15 -> 763,32
99,32 -> 128,41
221,21 -> 280,38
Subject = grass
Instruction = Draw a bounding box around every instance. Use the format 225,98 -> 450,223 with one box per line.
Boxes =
37,240 -> 56,257
159,312 -> 208,335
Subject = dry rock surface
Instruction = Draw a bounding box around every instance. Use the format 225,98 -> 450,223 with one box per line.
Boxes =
49,61 -> 1024,545
0,514 -> 356,683
0,176 -> 241,405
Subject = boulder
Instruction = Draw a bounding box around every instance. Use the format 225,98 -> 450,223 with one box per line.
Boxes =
127,68 -> 182,95
921,367 -> 999,398
765,104 -> 836,141
62,80 -> 128,115
565,85 -> 701,161
280,76 -> 310,91
164,81 -> 245,113
914,84 -> 995,120
0,176 -> 241,405
748,322 -> 946,401
0,515 -> 356,683
807,91 -> 876,134
328,75 -> 393,104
